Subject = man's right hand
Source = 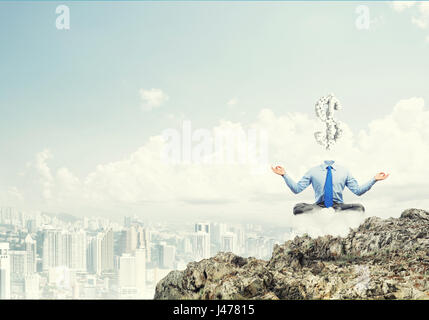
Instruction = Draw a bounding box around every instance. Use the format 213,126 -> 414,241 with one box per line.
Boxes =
271,165 -> 285,176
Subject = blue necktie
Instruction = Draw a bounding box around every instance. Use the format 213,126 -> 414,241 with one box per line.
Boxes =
324,165 -> 333,208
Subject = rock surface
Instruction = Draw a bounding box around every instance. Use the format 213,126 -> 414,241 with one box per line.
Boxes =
154,209 -> 429,300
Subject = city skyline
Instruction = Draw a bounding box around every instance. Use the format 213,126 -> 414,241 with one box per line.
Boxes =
0,206 -> 286,299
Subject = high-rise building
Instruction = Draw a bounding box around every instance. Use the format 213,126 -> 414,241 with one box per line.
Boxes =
154,243 -> 176,269
10,250 -> 27,278
192,232 -> 210,260
43,229 -> 87,271
42,229 -> 62,270
195,222 -> 210,234
24,274 -> 40,299
120,225 -> 151,262
118,254 -> 137,298
138,227 -> 151,263
0,207 -> 22,226
162,244 -> 176,269
102,229 -> 114,272
210,222 -> 226,245
232,226 -> 245,255
135,248 -> 146,298
69,230 -> 86,271
120,226 -> 138,254
26,219 -> 37,233
87,229 -> 114,274
221,232 -> 237,253
0,243 -> 11,299
25,234 -> 37,274
123,216 -> 132,228
192,222 -> 211,260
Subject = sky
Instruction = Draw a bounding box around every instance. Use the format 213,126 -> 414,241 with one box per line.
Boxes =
0,1 -> 429,232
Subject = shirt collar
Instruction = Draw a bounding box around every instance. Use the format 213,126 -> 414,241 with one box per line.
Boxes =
321,160 -> 336,170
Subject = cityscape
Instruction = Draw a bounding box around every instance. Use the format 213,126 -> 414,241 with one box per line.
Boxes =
0,207 -> 292,299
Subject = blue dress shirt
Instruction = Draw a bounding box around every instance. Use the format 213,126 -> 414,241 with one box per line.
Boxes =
282,160 -> 377,204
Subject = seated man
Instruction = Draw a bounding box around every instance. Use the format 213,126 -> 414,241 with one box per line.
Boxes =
271,160 -> 389,215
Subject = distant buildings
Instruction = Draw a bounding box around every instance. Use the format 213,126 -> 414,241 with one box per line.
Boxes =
0,208 -> 24,227
221,232 -> 237,253
25,235 -> 37,274
24,274 -> 40,299
0,207 -> 284,299
87,229 -> 114,274
154,242 -> 176,269
118,248 -> 146,298
120,225 -> 151,263
0,243 -> 10,299
192,223 -> 211,260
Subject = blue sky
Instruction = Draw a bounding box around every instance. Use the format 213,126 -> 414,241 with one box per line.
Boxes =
1,1 -> 429,223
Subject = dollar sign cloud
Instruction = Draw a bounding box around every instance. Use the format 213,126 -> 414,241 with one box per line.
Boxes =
314,94 -> 343,150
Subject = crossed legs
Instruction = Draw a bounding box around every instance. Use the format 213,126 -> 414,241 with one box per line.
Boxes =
293,202 -> 365,215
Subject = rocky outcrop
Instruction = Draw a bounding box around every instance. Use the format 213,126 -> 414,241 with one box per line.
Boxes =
154,209 -> 429,300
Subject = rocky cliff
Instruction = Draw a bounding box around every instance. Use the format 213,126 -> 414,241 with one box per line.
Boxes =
154,209 -> 429,300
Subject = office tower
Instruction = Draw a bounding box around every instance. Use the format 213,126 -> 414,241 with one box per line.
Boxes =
195,222 -> 210,234
155,243 -> 176,269
42,229 -> 62,270
135,248 -> 146,298
10,250 -> 27,278
192,231 -> 210,260
0,243 -> 11,299
138,227 -> 151,263
83,217 -> 88,229
221,232 -> 237,253
210,222 -> 226,245
26,219 -> 37,233
69,230 -> 86,271
162,244 -> 175,269
120,225 -> 138,254
118,254 -> 137,298
102,229 -> 114,272
87,229 -> 113,274
25,234 -> 37,274
120,225 -> 151,262
192,222 -> 211,260
266,238 -> 279,258
233,226 -> 245,255
123,216 -> 132,228
245,236 -> 258,257
87,234 -> 101,274
24,274 -> 40,299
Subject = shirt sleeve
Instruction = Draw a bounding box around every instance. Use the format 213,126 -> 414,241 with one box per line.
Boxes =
345,172 -> 377,196
282,171 -> 312,194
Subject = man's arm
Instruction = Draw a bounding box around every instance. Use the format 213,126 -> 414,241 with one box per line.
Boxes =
271,166 -> 311,194
346,174 -> 376,196
346,171 -> 389,196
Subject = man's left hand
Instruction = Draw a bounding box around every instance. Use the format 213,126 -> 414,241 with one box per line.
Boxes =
375,172 -> 389,181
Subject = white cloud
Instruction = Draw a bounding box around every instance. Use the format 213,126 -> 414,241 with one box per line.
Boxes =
390,1 -> 416,12
414,2 -> 429,29
139,88 -> 168,111
392,2 -> 429,30
227,98 -> 238,106
11,97 -> 429,233
420,2 -> 429,15
412,16 -> 428,29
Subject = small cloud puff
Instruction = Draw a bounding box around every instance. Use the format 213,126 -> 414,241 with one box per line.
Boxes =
139,88 -> 169,111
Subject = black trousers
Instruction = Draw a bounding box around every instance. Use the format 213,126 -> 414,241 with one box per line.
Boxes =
293,202 -> 365,215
